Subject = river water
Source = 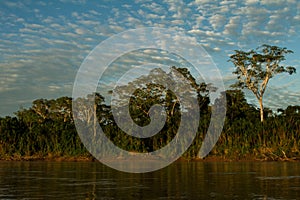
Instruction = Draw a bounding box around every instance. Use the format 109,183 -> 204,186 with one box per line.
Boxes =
0,161 -> 299,199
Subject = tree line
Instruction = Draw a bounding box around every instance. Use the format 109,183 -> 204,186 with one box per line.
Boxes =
1,88 -> 299,160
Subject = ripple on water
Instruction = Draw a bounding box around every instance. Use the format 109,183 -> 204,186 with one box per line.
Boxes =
256,176 -> 300,180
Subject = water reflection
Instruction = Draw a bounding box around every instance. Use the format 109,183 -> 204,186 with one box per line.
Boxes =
0,161 -> 299,199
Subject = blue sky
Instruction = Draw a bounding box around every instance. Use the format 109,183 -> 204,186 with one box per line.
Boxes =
1,0 -> 300,116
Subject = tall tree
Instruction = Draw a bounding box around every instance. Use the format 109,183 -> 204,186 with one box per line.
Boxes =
229,44 -> 296,122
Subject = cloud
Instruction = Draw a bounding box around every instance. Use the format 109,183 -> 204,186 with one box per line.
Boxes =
3,1 -> 25,8
244,0 -> 259,5
223,16 -> 241,36
0,0 -> 300,116
140,2 -> 165,14
209,14 -> 227,30
59,0 -> 86,5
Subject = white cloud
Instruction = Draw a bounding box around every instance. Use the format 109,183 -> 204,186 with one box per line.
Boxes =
75,28 -> 85,35
145,13 -> 161,20
191,15 -> 206,29
59,0 -> 86,5
260,0 -> 285,6
3,1 -> 24,8
193,0 -> 212,5
209,14 -> 227,30
171,19 -> 184,25
223,16 -> 241,36
244,0 -> 259,5
141,2 -> 165,14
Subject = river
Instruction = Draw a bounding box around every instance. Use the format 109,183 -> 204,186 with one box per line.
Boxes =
0,161 -> 299,199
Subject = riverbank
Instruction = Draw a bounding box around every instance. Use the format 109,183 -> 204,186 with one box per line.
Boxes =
0,154 -> 94,162
1,153 -> 299,162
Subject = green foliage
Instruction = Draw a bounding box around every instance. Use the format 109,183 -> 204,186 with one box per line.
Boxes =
0,67 -> 299,161
229,44 -> 296,122
0,97 -> 88,158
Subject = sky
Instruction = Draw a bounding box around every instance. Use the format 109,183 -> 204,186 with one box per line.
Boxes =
1,0 -> 300,116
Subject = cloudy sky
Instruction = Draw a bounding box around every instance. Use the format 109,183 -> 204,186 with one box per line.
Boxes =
1,0 -> 300,116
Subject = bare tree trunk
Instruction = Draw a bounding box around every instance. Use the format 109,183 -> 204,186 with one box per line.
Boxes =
259,97 -> 264,122
93,103 -> 97,137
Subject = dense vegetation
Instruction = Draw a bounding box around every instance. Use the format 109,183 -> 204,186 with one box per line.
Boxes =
0,67 -> 299,161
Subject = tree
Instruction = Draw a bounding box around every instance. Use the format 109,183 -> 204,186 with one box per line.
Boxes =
229,44 -> 296,122
223,90 -> 258,122
109,67 -> 211,153
171,66 -> 214,113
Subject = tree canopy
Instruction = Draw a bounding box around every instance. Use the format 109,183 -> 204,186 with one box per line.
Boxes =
1,66 -> 300,161
229,44 -> 296,122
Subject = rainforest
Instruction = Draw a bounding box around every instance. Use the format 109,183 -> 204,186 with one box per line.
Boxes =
0,66 -> 299,162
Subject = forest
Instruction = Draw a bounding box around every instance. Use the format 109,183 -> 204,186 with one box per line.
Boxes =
0,67 -> 299,161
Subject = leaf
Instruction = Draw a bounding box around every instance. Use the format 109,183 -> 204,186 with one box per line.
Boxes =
286,66 -> 296,75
